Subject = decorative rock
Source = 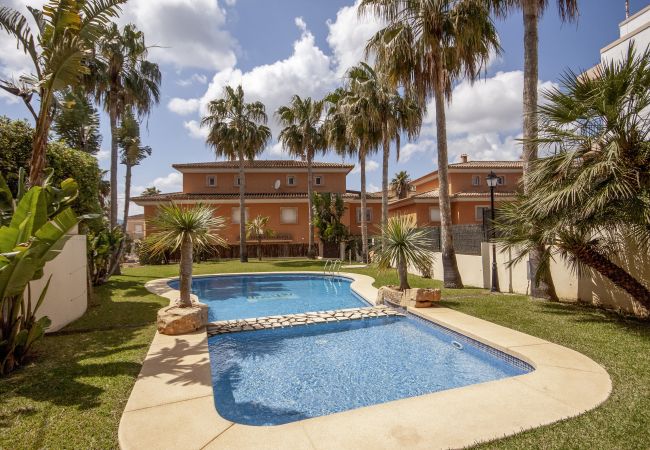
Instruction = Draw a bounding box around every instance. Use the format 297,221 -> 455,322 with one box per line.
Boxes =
157,303 -> 208,335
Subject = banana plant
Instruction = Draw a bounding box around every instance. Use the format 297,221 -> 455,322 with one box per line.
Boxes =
0,171 -> 81,375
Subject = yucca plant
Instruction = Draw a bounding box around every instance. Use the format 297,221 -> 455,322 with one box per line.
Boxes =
246,215 -> 274,261
147,203 -> 227,307
0,170 -> 81,375
373,215 -> 434,290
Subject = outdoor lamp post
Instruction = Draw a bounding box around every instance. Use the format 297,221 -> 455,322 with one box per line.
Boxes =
486,171 -> 500,293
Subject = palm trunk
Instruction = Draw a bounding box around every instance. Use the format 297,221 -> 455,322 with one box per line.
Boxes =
239,156 -> 248,262
360,149 -> 369,264
398,255 -> 409,291
179,234 -> 193,307
109,98 -> 119,229
433,64 -> 463,288
307,149 -> 316,258
28,93 -> 53,186
258,237 -> 262,261
523,0 -> 557,300
381,126 -> 390,249
566,243 -> 650,310
122,164 -> 132,235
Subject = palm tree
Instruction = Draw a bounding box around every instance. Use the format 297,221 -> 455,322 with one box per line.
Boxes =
246,215 -> 273,261
92,23 -> 161,228
53,88 -> 102,154
488,0 -> 577,299
0,0 -> 126,186
147,204 -> 227,307
345,63 -> 422,244
141,186 -> 161,196
276,96 -> 326,259
119,110 -> 152,235
324,81 -> 381,264
201,85 -> 271,263
391,171 -> 411,200
361,0 -> 500,288
373,215 -> 434,290
496,46 -> 650,309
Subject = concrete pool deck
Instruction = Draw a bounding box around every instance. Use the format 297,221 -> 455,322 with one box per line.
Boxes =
119,272 -> 611,450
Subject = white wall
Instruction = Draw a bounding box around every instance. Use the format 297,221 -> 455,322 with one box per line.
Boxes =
29,234 -> 88,333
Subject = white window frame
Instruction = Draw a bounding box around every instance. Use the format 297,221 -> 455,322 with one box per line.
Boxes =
314,175 -> 324,186
429,207 -> 441,222
472,175 -> 481,186
134,224 -> 143,233
233,175 -> 242,187
475,206 -> 491,221
206,175 -> 217,187
286,175 -> 297,186
497,175 -> 506,186
280,207 -> 298,224
231,207 -> 250,224
356,207 -> 373,223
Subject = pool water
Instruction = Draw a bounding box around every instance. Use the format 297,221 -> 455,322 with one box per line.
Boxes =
169,274 -> 366,322
209,316 -> 531,426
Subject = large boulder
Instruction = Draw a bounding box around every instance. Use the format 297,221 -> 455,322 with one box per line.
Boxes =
157,303 -> 208,335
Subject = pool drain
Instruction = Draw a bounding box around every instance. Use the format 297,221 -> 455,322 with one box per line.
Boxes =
452,341 -> 463,350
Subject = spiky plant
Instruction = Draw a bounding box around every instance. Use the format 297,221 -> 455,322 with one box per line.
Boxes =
147,203 -> 227,307
373,215 -> 434,290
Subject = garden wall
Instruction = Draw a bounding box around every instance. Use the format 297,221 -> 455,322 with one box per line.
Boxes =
423,242 -> 649,318
29,233 -> 88,333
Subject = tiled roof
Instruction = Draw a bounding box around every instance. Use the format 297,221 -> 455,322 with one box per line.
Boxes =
172,160 -> 355,170
448,160 -> 523,169
390,189 -> 517,202
132,190 -> 388,202
127,213 -> 145,219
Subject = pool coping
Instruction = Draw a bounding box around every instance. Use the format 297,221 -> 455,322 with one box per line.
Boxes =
119,271 -> 611,450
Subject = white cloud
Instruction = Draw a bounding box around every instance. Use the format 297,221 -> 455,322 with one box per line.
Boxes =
268,141 -> 287,156
352,159 -> 379,174
183,120 -> 208,139
326,0 -> 384,77
96,149 -> 110,161
176,73 -> 208,87
447,133 -> 522,162
168,98 -> 201,115
133,172 -> 183,195
367,183 -> 380,192
399,140 -> 434,163
118,0 -> 237,70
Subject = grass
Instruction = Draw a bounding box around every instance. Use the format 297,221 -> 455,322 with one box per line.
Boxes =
1,259 -> 648,449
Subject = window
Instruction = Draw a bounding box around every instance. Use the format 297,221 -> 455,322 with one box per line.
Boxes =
134,224 -> 143,233
476,206 -> 491,221
206,175 -> 216,187
497,176 -> 506,186
231,207 -> 249,224
286,175 -> 296,186
280,207 -> 298,224
314,175 -> 323,186
356,207 -> 373,223
429,207 -> 441,222
472,175 -> 481,186
234,176 -> 242,186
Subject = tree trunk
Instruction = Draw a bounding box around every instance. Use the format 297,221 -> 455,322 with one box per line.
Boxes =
567,243 -> 650,311
179,234 -> 193,307
28,93 -> 53,186
307,149 -> 316,259
381,125 -> 390,249
258,238 -> 262,261
122,164 -> 132,235
523,0 -> 557,300
109,98 -> 119,229
360,149 -> 369,264
397,255 -> 410,291
239,156 -> 248,262
433,64 -> 463,288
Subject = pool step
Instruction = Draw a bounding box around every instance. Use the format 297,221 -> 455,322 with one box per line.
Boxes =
207,306 -> 405,336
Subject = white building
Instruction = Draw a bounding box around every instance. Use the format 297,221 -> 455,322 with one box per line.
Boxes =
585,3 -> 650,77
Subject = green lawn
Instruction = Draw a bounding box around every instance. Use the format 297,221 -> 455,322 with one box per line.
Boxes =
1,259 -> 648,449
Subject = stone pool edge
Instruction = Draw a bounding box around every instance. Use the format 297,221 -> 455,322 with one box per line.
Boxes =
119,271 -> 611,450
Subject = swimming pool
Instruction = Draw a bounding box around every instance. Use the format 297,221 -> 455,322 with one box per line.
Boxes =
209,315 -> 531,425
169,274 -> 367,322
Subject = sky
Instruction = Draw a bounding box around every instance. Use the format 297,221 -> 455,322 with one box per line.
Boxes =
0,0 -> 647,217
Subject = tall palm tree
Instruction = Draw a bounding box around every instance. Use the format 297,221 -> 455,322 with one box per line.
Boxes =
344,63 -> 422,244
92,23 -> 161,228
488,0 -> 577,300
391,171 -> 411,199
362,0 -> 500,288
276,96 -> 326,259
201,85 -> 271,263
0,0 -> 126,186
147,204 -> 227,307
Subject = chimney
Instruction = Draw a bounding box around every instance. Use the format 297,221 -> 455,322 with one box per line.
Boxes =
460,153 -> 468,164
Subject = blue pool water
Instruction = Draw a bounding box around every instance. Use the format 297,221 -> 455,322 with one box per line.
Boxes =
209,316 -> 531,426
169,274 -> 366,322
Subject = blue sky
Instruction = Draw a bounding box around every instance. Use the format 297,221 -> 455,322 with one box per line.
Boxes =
0,0 -> 647,216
